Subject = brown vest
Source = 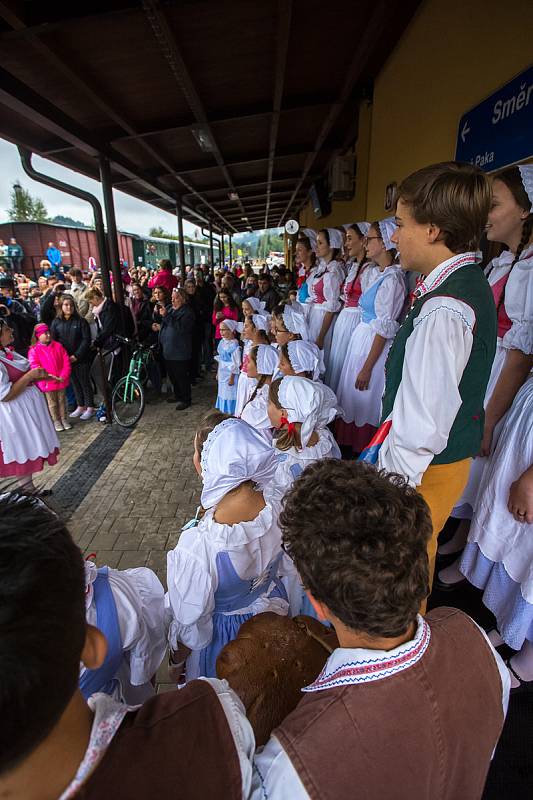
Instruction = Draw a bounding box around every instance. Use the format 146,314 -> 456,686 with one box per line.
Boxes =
76,680 -> 242,800
275,608 -> 504,800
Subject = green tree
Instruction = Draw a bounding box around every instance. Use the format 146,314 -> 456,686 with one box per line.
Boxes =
7,183 -> 49,222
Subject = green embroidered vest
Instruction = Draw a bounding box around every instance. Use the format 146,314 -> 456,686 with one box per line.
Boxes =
381,264 -> 497,465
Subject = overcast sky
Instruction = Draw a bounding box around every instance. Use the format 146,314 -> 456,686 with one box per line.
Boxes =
0,137 -> 200,237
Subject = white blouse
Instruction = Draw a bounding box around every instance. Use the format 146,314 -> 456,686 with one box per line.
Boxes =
486,243 -> 533,353
272,429 -> 341,492
165,487 -> 296,651
378,254 -> 478,487
240,383 -> 272,435
307,260 -> 344,312
83,563 -> 167,704
367,266 -> 407,339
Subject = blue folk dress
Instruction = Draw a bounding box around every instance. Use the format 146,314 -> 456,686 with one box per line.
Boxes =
215,338 -> 241,414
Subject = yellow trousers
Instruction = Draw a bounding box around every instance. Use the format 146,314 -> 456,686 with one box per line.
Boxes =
417,458 -> 471,613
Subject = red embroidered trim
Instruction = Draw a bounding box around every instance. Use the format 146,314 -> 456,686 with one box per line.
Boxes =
309,620 -> 430,689
416,256 -> 477,298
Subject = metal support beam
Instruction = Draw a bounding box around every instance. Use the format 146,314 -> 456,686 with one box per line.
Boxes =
17,146 -> 112,299
142,0 -> 246,225
176,197 -> 186,282
99,155 -> 124,308
220,229 -> 225,267
229,235 -> 233,266
264,0 -> 292,229
209,222 -> 214,269
277,0 -> 389,226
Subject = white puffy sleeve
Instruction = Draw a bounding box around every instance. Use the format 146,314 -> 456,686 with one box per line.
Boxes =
231,343 -> 242,374
0,362 -> 11,401
166,539 -> 216,651
322,264 -> 343,312
378,296 -> 475,486
502,257 -> 533,353
108,567 -> 167,686
370,272 -> 406,338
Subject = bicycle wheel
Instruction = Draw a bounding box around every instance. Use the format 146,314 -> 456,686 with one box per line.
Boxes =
112,376 -> 145,427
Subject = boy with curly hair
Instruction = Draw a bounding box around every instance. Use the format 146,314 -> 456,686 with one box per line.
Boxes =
254,460 -> 509,799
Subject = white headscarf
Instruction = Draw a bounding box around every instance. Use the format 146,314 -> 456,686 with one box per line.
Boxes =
326,228 -> 344,250
243,296 -> 267,314
277,376 -> 339,447
285,340 -> 323,380
251,314 -> 269,331
219,319 -> 239,333
282,304 -> 309,340
301,228 -> 318,253
343,222 -> 371,236
200,417 -> 278,509
518,165 -> 533,211
378,217 -> 397,251
254,344 -> 279,375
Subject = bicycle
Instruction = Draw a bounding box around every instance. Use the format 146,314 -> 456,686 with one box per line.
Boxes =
111,336 -> 158,427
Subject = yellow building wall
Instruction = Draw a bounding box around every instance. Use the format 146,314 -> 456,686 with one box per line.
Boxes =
299,0 -> 533,228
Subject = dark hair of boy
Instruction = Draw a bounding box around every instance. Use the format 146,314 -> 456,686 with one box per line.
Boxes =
397,161 -> 491,253
0,493 -> 86,774
279,460 -> 432,637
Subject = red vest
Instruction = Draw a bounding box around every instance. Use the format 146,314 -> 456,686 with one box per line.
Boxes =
275,608 -> 504,800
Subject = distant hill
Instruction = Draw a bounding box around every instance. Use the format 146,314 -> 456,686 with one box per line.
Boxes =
51,215 -> 91,228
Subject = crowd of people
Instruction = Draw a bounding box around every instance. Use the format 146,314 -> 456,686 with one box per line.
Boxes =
1,159 -> 532,798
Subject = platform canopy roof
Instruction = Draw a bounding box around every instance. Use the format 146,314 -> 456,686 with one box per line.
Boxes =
0,0 -> 420,233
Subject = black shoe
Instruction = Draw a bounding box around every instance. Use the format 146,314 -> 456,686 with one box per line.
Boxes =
175,402 -> 191,411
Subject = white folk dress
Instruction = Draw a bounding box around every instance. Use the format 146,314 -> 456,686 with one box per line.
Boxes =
325,261 -> 378,393
460,377 -> 533,650
82,562 -> 167,705
454,244 -> 533,518
235,339 -> 256,417
215,338 -> 241,415
335,266 -> 406,451
305,259 -> 344,369
0,349 -> 60,477
272,428 -> 341,492
240,383 -> 273,442
165,486 -> 296,681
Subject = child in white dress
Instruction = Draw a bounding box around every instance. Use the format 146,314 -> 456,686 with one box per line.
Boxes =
240,344 -> 279,442
234,313 -> 270,415
335,219 -> 406,454
166,413 -> 295,681
81,559 -> 167,705
268,375 -> 341,490
215,320 -> 241,415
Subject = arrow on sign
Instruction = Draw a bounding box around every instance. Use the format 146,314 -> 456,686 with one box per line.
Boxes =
461,121 -> 471,143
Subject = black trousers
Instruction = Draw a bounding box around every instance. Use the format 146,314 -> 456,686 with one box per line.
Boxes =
165,359 -> 191,404
71,361 -> 94,407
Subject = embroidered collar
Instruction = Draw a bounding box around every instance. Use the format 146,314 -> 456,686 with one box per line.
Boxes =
59,693 -> 131,799
415,252 -> 480,299
303,615 -> 430,692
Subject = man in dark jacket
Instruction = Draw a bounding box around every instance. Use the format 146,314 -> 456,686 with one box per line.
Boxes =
257,273 -> 279,312
0,297 -> 36,356
156,288 -> 195,410
194,268 -> 216,368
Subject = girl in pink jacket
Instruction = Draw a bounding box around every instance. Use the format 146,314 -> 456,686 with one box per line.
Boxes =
29,323 -> 72,433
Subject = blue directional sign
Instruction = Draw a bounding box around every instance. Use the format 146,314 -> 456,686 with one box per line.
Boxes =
455,65 -> 533,172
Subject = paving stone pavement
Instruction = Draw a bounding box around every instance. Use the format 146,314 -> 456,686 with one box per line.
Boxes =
42,376 -> 217,589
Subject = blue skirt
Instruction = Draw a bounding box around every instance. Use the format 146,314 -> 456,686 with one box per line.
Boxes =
216,396 -> 237,415
461,543 -> 533,650
198,611 -> 252,677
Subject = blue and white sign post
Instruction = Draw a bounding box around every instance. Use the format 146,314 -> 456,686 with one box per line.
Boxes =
455,65 -> 533,171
